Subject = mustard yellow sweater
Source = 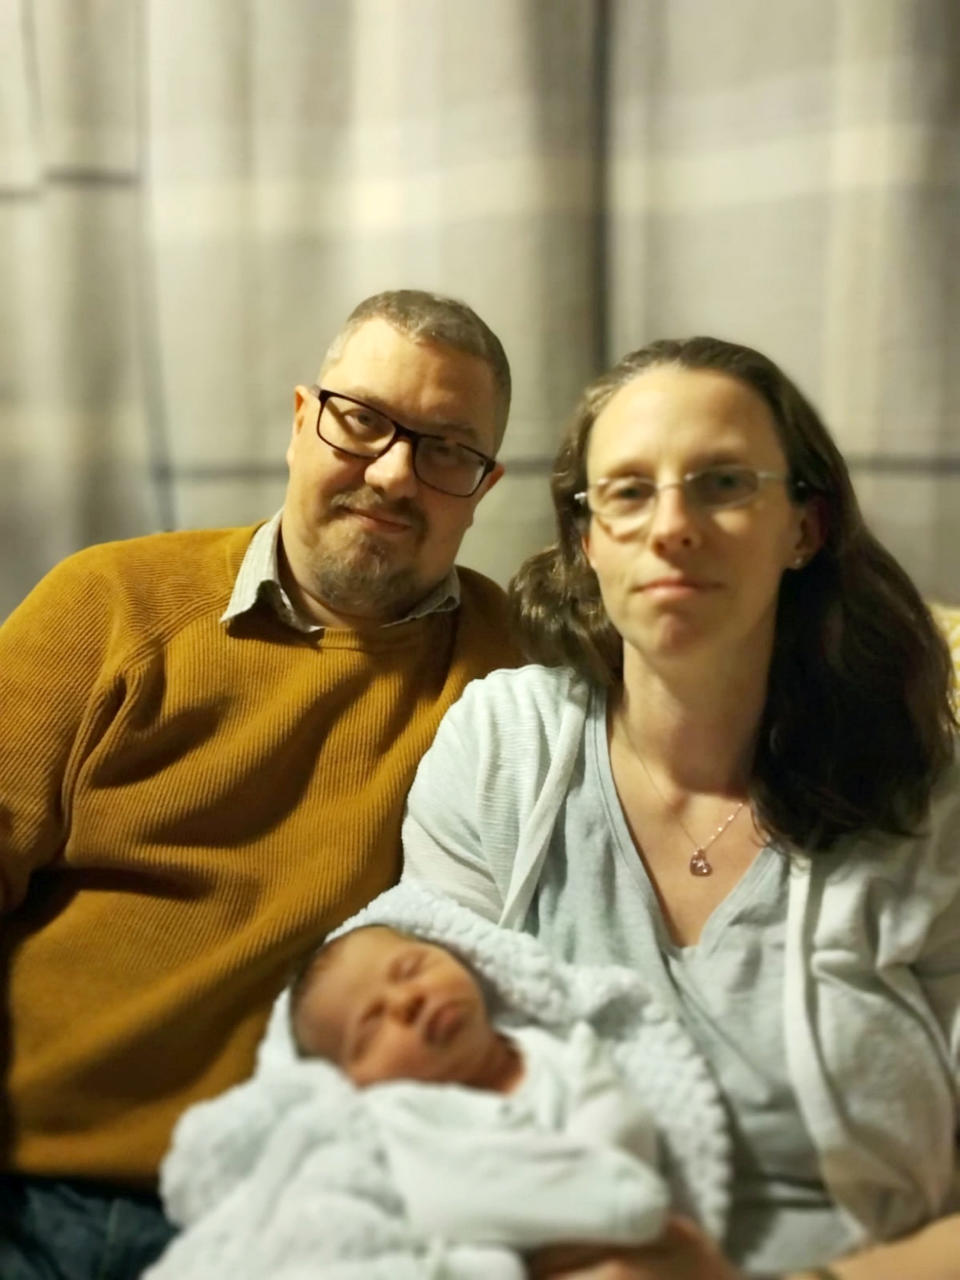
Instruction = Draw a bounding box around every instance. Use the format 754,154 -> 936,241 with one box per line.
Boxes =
0,525 -> 518,1186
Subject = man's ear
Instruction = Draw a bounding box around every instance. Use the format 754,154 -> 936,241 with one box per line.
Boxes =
291,385 -> 311,439
462,463 -> 505,532
286,386 -> 313,468
477,462 -> 505,501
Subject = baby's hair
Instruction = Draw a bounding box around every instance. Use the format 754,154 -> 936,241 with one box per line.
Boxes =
287,928 -> 364,1058
286,924 -> 495,1060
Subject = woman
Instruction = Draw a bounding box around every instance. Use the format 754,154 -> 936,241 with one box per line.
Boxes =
401,337 -> 960,1280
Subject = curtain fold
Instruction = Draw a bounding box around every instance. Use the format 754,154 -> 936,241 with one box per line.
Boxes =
1,0 -> 957,619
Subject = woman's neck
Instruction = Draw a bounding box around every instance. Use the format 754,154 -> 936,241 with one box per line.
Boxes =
616,645 -> 769,796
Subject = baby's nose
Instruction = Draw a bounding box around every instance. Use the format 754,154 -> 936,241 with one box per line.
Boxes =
388,987 -> 424,1023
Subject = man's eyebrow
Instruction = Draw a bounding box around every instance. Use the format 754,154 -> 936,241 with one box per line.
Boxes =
339,387 -> 484,448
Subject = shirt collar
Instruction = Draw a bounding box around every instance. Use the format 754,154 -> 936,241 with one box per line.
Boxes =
221,510 -> 460,633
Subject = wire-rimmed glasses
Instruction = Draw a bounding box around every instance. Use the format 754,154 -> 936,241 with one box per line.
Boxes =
574,465 -> 800,535
311,386 -> 496,498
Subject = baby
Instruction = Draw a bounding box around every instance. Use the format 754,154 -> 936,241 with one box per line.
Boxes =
286,921 -> 670,1261
147,884 -> 729,1280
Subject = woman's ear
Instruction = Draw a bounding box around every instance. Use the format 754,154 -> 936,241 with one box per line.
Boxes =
580,527 -> 596,572
792,495 -> 827,566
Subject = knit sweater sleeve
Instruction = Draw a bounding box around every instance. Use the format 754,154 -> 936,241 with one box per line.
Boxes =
0,550 -> 125,912
401,665 -> 585,922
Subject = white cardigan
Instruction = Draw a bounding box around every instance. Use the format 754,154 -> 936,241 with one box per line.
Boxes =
401,663 -> 960,1252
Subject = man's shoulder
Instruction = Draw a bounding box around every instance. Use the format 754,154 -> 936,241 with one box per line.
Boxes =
63,525 -> 257,577
453,565 -> 511,623
446,566 -> 521,668
52,525 -> 255,599
16,525 -> 260,638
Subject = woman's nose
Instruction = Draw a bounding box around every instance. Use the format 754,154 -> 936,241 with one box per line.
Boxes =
646,482 -> 701,549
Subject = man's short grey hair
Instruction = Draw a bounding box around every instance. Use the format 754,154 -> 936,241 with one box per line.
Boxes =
319,289 -> 511,447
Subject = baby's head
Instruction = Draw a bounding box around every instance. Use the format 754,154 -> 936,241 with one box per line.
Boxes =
289,924 -> 516,1090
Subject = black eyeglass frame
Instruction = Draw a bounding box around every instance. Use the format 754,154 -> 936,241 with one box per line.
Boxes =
310,385 -> 497,498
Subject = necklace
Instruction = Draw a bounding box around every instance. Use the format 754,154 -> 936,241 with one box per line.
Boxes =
637,757 -> 746,877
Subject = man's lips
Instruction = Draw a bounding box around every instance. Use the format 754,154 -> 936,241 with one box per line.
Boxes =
348,507 -> 413,532
335,502 -> 421,535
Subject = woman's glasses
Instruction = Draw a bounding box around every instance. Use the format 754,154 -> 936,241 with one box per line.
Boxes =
575,465 -> 801,534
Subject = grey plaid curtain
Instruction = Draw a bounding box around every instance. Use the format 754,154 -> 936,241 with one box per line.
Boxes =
1,0 -> 957,619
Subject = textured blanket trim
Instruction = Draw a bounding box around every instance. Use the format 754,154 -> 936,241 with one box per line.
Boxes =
324,881 -> 732,1238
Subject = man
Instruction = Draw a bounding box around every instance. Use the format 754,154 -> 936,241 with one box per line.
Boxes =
0,290 -> 519,1277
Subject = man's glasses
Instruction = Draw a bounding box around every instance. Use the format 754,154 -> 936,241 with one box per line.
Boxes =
311,386 -> 497,498
575,466 -> 802,535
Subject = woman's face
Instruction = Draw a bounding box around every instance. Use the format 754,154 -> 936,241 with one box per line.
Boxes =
581,364 -> 820,669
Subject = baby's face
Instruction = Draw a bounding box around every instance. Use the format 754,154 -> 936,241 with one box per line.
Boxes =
296,926 -> 498,1088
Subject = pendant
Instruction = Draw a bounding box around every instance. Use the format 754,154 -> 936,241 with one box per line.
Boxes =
689,848 -> 713,876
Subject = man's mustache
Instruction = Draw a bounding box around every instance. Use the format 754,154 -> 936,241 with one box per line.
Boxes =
327,489 -> 426,535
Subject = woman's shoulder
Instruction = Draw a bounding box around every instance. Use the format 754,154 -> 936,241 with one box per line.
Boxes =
886,743 -> 960,876
430,663 -> 595,772
450,663 -> 595,746
909,740 -> 960,880
457,662 -> 591,715
815,743 -> 960,928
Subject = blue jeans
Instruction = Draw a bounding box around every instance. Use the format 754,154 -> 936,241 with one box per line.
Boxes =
0,1175 -> 176,1280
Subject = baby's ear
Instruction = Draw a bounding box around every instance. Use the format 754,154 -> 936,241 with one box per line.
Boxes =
450,947 -> 498,1014
476,969 -> 498,1010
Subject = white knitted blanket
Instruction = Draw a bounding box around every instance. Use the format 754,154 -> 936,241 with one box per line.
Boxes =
146,883 -> 731,1280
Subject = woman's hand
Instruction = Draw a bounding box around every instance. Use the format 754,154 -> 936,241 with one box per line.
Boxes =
804,1212 -> 960,1280
527,1215 -> 745,1280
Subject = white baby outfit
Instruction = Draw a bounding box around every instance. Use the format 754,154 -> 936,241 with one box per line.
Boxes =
366,1020 -> 667,1257
145,881 -> 731,1280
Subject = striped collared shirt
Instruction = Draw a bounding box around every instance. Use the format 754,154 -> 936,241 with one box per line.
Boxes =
220,510 -> 460,633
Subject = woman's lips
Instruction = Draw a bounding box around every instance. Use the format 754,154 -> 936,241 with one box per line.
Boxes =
642,577 -> 716,598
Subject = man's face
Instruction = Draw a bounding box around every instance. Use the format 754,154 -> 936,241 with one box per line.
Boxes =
281,318 -> 503,626
296,926 -> 498,1088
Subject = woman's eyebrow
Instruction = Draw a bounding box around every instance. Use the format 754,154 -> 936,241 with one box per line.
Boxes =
593,443 -> 757,474
687,447 -> 755,468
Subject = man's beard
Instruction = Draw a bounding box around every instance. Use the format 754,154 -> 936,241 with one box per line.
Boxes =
305,491 -> 430,621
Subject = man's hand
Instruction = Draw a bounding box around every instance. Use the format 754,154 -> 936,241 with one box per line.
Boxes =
527,1216 -> 744,1280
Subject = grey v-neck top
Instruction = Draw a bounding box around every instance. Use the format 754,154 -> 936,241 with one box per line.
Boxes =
404,664 -> 960,1272
525,687 -> 851,1274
